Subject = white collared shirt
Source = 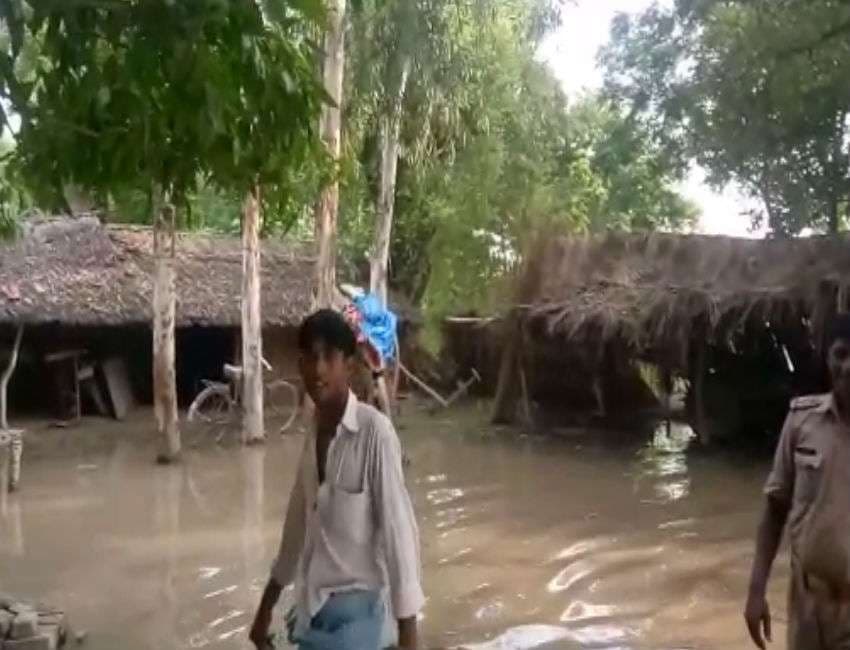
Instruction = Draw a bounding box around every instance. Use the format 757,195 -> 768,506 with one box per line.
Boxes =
270,391 -> 425,624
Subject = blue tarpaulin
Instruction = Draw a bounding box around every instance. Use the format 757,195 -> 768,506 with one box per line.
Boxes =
353,294 -> 398,363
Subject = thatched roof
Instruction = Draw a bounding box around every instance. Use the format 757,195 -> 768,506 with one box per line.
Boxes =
0,217 -> 315,327
520,231 -> 850,355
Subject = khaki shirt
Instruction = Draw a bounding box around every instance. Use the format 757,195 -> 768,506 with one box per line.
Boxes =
765,393 -> 840,556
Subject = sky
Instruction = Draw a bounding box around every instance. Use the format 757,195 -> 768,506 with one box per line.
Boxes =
537,0 -> 765,237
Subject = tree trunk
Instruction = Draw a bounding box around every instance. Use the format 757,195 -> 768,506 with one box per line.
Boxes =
829,195 -> 840,235
0,324 -> 23,431
241,186 -> 264,444
314,0 -> 347,309
370,57 -> 411,308
153,201 -> 181,463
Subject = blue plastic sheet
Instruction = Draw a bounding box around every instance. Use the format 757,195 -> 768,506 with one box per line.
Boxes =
353,294 -> 398,363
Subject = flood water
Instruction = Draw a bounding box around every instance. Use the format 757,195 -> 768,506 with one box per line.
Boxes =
1,405 -> 789,649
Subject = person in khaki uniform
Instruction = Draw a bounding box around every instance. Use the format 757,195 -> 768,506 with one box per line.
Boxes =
746,315 -> 850,649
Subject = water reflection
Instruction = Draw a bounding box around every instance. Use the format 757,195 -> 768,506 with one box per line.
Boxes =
0,411 -> 784,650
634,422 -> 696,504
457,624 -> 574,650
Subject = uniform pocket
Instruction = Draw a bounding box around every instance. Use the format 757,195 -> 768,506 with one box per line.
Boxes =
794,447 -> 823,504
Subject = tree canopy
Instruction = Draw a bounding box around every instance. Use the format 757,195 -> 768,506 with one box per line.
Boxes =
336,0 -> 696,328
0,0 -> 325,220
0,0 -> 698,326
601,0 -> 850,236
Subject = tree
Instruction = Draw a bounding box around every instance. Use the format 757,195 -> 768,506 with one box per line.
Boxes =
601,0 -> 850,235
334,0 -> 695,334
314,0 -> 347,309
352,0 -> 564,307
0,0 -> 324,457
566,97 -> 699,233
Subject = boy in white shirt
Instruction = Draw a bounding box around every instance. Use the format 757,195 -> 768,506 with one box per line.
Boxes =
250,309 -> 424,650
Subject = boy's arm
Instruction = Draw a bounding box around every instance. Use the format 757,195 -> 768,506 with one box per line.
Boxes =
370,418 -> 425,649
250,440 -> 308,647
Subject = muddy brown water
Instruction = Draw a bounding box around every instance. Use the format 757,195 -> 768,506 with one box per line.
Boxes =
0,406 -> 789,649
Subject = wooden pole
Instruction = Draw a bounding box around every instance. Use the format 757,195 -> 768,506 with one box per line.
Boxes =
0,324 -> 23,431
444,369 -> 481,408
694,342 -> 711,446
241,185 -> 264,444
1,325 -> 23,492
492,316 -> 521,424
519,364 -> 533,426
153,200 -> 181,463
399,361 -> 448,408
313,0 -> 347,309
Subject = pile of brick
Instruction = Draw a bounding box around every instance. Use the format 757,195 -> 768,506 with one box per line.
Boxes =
0,595 -> 68,650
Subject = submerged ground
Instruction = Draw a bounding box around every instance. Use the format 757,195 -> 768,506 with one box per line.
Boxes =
0,402 -> 787,649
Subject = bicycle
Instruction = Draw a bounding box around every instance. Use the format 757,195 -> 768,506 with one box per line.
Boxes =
186,358 -> 301,445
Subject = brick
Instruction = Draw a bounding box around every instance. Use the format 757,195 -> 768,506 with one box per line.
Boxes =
11,613 -> 37,640
3,635 -> 51,650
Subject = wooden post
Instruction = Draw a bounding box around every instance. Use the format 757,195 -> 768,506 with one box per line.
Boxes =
492,315 -> 521,424
370,57 -> 411,308
314,0 -> 347,309
241,185 -> 264,444
0,324 -> 23,431
1,325 -> 23,491
519,363 -> 533,426
694,342 -> 711,446
491,233 -> 548,425
153,201 -> 181,463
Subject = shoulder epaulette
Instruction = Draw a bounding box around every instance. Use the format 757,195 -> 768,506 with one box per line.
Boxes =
790,394 -> 828,411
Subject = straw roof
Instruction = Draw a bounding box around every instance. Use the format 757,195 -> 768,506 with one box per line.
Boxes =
521,231 -> 850,355
0,216 -> 315,327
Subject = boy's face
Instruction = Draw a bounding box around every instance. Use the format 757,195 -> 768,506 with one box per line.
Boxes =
298,339 -> 352,409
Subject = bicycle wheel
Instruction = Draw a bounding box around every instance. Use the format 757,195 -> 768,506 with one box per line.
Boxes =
264,380 -> 300,435
187,384 -> 235,445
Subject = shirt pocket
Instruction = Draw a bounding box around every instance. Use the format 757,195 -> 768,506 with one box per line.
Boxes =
794,446 -> 823,504
320,484 -> 372,545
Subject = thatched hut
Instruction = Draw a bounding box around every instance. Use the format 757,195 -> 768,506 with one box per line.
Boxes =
0,216 -> 314,419
493,231 -> 850,442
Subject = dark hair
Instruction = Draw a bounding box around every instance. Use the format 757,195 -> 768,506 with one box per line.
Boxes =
828,313 -> 850,348
298,309 -> 357,358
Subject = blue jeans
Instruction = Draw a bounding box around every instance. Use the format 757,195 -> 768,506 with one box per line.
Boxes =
289,591 -> 385,650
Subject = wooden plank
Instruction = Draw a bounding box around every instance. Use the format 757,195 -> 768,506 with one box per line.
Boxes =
102,357 -> 135,420
43,349 -> 86,364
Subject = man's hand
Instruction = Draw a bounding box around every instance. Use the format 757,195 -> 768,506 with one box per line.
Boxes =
744,590 -> 772,649
249,605 -> 273,649
398,616 -> 418,650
